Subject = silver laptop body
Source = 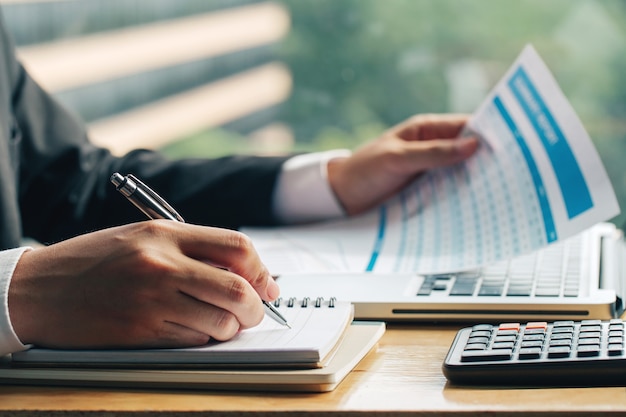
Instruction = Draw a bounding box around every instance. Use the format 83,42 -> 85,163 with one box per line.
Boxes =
274,223 -> 625,322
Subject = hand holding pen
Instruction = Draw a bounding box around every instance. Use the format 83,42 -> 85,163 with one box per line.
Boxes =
10,209 -> 283,349
110,173 -> 289,329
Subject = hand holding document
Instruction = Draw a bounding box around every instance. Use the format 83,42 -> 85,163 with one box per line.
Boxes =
244,45 -> 620,275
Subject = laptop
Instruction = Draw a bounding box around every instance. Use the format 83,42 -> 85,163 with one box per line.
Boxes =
273,222 -> 626,322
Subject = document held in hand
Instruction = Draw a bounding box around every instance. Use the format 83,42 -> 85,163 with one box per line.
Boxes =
243,44 -> 620,275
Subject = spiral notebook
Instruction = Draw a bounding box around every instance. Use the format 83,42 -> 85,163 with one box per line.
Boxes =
0,321 -> 385,392
11,297 -> 355,369
4,298 -> 385,392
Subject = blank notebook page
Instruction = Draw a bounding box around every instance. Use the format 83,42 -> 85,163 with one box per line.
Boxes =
11,298 -> 354,367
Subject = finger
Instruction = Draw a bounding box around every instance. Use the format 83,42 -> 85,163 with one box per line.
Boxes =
402,136 -> 479,170
166,290 -> 253,341
139,317 -> 244,348
205,232 -> 277,301
162,222 -> 279,301
141,321 -> 213,349
174,261 -> 265,329
396,113 -> 470,141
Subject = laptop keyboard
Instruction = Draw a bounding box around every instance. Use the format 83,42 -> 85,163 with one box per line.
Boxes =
417,235 -> 583,298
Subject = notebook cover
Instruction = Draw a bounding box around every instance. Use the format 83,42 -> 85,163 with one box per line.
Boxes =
0,322 -> 385,393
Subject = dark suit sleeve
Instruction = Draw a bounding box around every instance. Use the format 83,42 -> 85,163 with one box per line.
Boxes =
7,42 -> 288,246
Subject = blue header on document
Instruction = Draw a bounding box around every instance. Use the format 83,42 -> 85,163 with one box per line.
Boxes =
508,66 -> 593,219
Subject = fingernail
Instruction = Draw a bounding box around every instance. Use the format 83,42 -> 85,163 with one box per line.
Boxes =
266,276 -> 280,299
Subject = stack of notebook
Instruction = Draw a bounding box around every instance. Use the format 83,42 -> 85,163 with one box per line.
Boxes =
4,298 -> 385,392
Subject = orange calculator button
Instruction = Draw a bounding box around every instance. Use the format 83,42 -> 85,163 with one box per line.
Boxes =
498,323 -> 521,331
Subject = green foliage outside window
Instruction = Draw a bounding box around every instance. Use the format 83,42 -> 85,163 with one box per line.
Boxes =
163,0 -> 626,225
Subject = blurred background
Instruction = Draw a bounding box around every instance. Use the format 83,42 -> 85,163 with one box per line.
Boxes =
2,0 -> 626,226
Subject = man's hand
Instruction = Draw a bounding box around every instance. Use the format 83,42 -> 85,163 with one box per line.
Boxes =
8,220 -> 279,349
327,113 -> 479,215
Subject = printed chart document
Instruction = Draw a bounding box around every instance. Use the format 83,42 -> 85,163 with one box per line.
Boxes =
244,45 -> 620,275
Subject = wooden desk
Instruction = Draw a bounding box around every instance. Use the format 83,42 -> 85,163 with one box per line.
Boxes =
0,323 -> 624,416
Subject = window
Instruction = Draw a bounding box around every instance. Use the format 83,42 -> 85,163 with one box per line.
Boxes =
5,0 -> 626,226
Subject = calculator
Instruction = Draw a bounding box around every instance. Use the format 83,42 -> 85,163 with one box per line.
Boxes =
442,319 -> 626,386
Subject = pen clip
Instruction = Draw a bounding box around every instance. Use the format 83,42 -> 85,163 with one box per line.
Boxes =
127,174 -> 185,222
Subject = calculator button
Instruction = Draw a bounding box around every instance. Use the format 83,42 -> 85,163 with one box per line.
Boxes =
468,336 -> 490,345
578,331 -> 601,339
522,334 -> 544,341
493,335 -> 517,343
518,347 -> 542,359
499,323 -> 521,331
580,325 -> 602,333
471,324 -> 494,331
549,339 -> 572,347
495,330 -> 518,337
576,345 -> 600,357
607,344 -> 624,355
553,320 -> 575,327
550,333 -> 573,340
464,343 -> 487,350
547,346 -> 571,358
551,327 -> 574,334
461,349 -> 513,362
577,338 -> 600,346
525,322 -> 548,330
469,330 -> 491,338
520,340 -> 543,348
492,342 -> 515,349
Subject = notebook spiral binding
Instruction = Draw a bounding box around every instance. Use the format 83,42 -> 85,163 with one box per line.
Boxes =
272,297 -> 337,308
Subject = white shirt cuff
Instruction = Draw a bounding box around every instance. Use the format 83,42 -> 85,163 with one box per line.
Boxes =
273,149 -> 352,224
0,247 -> 31,357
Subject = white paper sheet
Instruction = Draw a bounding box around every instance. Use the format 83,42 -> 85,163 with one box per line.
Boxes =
11,299 -> 354,365
244,45 -> 620,275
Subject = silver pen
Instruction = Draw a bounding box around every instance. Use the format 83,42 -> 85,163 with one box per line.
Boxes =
110,172 -> 290,329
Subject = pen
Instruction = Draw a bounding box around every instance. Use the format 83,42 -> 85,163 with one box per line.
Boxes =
110,172 -> 290,329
